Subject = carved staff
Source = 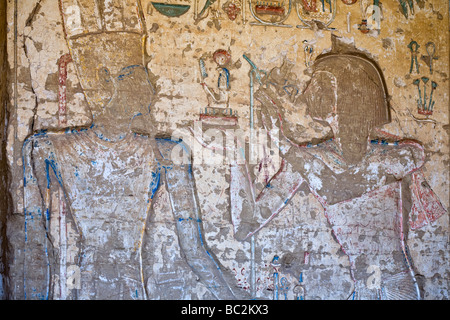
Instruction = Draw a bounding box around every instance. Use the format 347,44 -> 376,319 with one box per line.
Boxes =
58,53 -> 73,127
57,52 -> 72,299
243,53 -> 267,298
243,54 -> 267,131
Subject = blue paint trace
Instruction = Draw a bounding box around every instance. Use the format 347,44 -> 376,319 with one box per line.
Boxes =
148,168 -> 161,200
218,67 -> 230,89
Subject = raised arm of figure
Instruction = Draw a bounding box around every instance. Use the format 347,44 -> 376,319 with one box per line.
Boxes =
157,139 -> 249,299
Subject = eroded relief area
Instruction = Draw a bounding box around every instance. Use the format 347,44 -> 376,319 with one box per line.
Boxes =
2,0 -> 449,300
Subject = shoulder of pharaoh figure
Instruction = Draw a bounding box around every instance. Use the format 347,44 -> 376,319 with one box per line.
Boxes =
284,138 -> 425,177
283,140 -> 340,174
23,127 -> 91,151
22,130 -> 85,173
367,139 -> 425,179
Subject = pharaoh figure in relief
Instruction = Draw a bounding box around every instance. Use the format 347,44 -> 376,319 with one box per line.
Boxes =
230,37 -> 446,299
22,0 -> 243,300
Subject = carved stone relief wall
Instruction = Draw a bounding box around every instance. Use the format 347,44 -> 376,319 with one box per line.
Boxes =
0,0 -> 8,301
2,0 -> 449,300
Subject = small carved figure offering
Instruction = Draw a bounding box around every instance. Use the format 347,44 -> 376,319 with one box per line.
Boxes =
199,49 -> 237,125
